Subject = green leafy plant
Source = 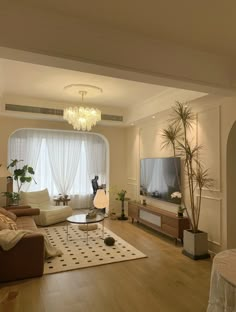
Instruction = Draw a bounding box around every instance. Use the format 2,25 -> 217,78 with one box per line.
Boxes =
7,159 -> 36,193
116,189 -> 129,202
2,191 -> 20,202
161,102 -> 214,233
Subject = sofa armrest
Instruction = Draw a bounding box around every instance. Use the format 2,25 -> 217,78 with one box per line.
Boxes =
0,233 -> 45,282
7,208 -> 40,217
5,205 -> 31,210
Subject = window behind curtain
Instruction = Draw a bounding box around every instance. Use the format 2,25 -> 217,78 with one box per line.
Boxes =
8,128 -> 108,209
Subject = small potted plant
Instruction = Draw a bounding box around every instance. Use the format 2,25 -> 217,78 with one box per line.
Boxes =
2,191 -> 20,206
177,206 -> 186,217
171,192 -> 185,217
116,189 -> 130,220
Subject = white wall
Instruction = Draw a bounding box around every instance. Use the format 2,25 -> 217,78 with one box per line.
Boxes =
126,95 -> 236,253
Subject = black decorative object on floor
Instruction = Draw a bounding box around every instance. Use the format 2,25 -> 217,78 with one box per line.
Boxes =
104,236 -> 115,246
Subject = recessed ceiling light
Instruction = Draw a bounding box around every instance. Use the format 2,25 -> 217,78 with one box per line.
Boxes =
130,123 -> 134,126
152,115 -> 156,119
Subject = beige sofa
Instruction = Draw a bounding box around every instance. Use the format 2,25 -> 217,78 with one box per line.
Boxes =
0,206 -> 44,282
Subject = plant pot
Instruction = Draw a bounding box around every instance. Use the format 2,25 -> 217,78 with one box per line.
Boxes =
182,229 -> 210,260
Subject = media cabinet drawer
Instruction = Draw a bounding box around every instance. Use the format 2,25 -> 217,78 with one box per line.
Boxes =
162,216 -> 178,227
162,224 -> 178,237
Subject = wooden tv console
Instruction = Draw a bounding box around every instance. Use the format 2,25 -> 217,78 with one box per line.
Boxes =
128,202 -> 190,243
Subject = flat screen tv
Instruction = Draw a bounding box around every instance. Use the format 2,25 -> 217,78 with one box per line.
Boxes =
140,157 -> 181,204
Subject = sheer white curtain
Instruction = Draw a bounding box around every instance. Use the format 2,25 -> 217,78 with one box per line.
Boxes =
8,129 -> 107,209
45,131 -> 82,195
8,129 -> 44,191
84,134 -> 106,184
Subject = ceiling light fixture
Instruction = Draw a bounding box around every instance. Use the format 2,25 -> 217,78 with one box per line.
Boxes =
63,84 -> 102,131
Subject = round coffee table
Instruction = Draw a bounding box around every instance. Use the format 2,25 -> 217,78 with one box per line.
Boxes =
66,213 -> 105,244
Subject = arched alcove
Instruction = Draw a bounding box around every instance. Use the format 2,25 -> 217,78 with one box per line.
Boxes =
226,121 -> 236,248
7,128 -> 110,210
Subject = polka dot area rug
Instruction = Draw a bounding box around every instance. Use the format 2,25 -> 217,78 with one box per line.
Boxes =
39,225 -> 147,275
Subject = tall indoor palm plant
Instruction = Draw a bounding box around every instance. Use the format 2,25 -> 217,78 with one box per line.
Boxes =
161,102 -> 213,258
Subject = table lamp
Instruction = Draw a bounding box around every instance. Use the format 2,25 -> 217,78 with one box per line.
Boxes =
93,189 -> 108,215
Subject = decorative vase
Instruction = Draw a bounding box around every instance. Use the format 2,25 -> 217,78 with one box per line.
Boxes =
118,200 -> 128,220
182,229 -> 210,260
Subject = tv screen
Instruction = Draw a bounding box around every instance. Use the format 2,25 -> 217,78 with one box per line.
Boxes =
140,157 -> 181,204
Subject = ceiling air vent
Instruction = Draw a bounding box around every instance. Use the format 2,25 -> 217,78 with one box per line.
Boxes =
5,104 -> 123,122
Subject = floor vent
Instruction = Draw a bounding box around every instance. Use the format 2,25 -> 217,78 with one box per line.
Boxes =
5,104 -> 123,122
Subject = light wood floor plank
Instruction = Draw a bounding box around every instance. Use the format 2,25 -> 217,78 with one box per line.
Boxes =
0,218 -> 212,312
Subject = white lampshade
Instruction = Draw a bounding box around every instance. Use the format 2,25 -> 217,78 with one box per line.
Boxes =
93,189 -> 108,209
0,164 -> 11,178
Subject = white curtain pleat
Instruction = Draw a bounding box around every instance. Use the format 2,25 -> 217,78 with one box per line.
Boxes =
8,129 -> 43,191
45,131 -> 82,195
83,134 -> 106,185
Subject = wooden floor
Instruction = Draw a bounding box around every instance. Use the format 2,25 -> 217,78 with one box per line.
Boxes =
0,218 -> 212,312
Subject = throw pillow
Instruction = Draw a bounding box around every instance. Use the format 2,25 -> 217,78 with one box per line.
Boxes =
0,213 -> 17,230
0,207 -> 17,221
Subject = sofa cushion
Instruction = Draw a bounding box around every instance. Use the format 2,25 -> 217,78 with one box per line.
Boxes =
0,220 -> 10,230
21,189 -> 50,209
33,205 -> 72,226
0,213 -> 17,230
0,207 -> 17,221
16,216 -> 38,231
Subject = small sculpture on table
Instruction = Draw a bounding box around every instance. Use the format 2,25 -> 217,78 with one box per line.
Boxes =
91,176 -> 99,198
86,209 -> 97,219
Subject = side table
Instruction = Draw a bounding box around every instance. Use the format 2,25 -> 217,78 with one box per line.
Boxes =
54,198 -> 71,206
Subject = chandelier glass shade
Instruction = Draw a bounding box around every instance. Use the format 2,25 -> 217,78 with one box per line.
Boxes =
63,84 -> 102,131
63,106 -> 101,131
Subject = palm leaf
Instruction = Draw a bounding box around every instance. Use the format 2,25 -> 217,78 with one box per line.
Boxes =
170,101 -> 195,130
194,166 -> 214,189
161,124 -> 182,151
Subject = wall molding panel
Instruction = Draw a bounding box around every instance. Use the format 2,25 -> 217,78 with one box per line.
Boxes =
197,195 -> 222,246
196,105 -> 222,192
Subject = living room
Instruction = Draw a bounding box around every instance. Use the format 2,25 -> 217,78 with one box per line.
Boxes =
1,2 -> 236,311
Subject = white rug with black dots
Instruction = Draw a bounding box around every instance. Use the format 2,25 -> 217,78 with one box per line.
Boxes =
39,225 -> 147,275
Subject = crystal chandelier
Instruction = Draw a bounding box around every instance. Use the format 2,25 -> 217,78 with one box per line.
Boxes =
63,84 -> 102,131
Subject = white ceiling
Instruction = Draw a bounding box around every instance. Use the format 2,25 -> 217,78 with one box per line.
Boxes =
0,58 -> 207,125
3,1 -> 230,124
14,0 -> 236,58
0,58 -> 168,108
